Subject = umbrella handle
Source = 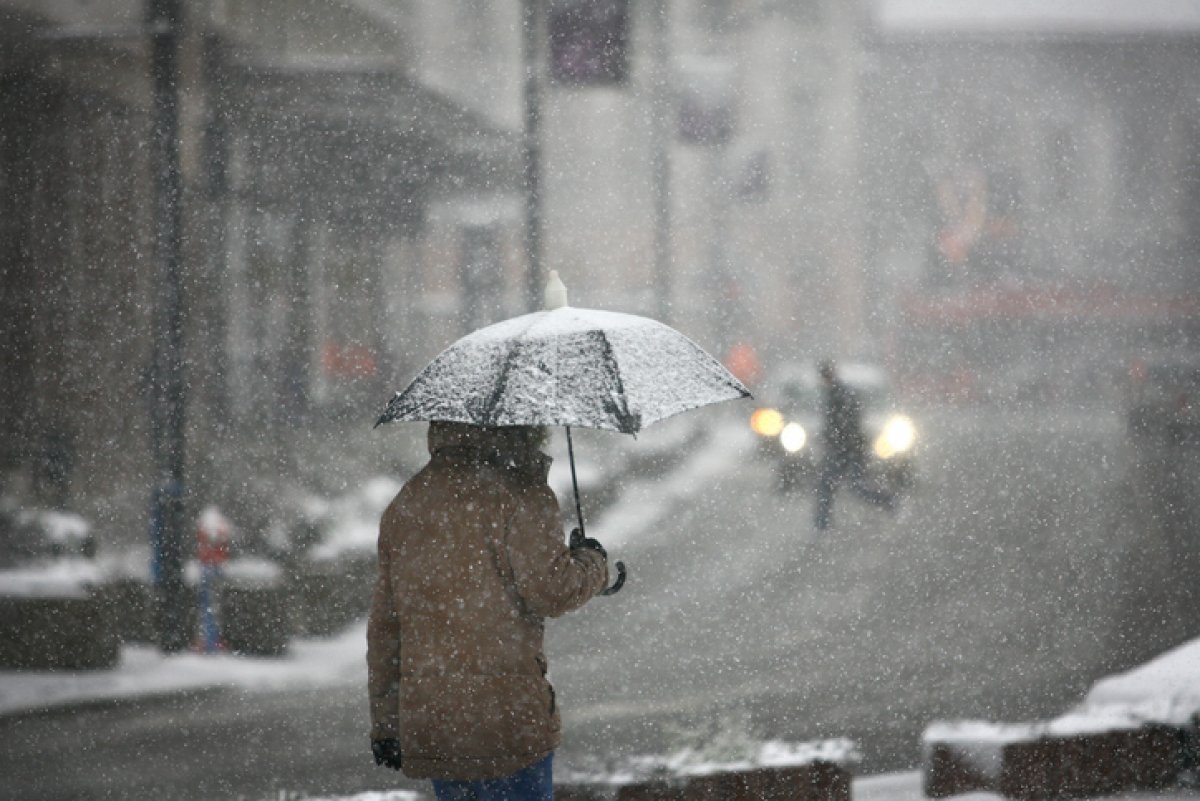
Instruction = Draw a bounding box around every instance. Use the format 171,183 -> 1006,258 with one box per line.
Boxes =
566,426 -> 587,537
600,560 -> 626,596
565,426 -> 625,597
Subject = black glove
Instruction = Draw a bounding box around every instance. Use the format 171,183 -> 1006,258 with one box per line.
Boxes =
372,738 -> 403,771
569,527 -> 607,558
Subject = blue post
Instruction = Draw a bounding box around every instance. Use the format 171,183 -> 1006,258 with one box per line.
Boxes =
197,564 -> 221,653
148,480 -> 182,588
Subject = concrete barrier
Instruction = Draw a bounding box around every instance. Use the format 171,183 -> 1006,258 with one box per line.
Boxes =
923,720 -> 1189,800
220,585 -> 291,656
181,557 -> 290,655
101,578 -> 158,644
0,594 -> 119,670
999,726 -> 1185,800
286,553 -> 375,637
923,740 -> 994,798
616,780 -> 686,800
684,762 -> 851,801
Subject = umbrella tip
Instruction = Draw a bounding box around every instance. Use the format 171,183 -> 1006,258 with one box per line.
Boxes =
544,270 -> 568,310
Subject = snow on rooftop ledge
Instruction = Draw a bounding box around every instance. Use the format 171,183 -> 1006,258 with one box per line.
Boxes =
874,0 -> 1200,34
922,720 -> 1038,745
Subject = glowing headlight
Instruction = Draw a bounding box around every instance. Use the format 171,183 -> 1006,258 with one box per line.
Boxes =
780,422 -> 807,453
874,415 -> 916,459
750,408 -> 785,438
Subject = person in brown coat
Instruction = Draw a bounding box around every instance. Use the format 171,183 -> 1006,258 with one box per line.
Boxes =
367,421 -> 609,800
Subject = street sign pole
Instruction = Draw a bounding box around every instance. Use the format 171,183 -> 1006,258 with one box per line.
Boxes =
523,0 -> 544,313
147,0 -> 190,652
651,0 -> 672,323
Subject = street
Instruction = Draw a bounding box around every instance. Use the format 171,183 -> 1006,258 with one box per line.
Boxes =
552,406 -> 1194,774
1,404 -> 1196,800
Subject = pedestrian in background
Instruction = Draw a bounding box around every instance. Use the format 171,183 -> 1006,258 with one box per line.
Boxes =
814,359 -> 895,530
367,421 -> 609,801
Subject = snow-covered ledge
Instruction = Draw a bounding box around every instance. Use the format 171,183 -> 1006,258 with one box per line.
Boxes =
922,635 -> 1200,799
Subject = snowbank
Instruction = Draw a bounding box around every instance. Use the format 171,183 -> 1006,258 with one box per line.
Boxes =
922,634 -> 1200,798
0,623 -> 368,716
0,558 -> 107,600
926,633 -> 1200,748
1084,637 -> 1200,727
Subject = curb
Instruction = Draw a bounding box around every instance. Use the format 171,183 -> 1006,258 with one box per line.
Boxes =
558,761 -> 853,801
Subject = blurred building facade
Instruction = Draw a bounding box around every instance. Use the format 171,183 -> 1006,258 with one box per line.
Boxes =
861,1 -> 1200,401
1,0 -> 1198,544
0,0 -> 526,543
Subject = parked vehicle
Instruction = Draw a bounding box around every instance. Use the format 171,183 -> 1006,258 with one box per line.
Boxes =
749,362 -> 918,495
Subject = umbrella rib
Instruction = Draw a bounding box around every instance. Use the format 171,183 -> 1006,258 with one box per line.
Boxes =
479,315 -> 542,424
480,342 -> 519,426
590,329 -> 639,434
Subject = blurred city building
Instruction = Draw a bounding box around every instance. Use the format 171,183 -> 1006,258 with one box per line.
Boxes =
1,0 -> 1198,550
862,0 -> 1200,403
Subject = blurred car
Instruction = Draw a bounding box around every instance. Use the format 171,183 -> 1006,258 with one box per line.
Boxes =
0,504 -> 119,669
749,361 -> 918,495
1126,357 -> 1200,443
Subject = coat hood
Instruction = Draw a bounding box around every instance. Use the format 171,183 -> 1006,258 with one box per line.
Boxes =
427,421 -> 552,483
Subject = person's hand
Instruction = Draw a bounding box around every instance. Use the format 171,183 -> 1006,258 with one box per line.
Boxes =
569,527 -> 607,558
372,738 -> 403,771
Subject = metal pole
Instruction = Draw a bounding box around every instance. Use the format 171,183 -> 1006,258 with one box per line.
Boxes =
147,0 -> 190,652
651,0 -> 672,323
523,0 -> 544,313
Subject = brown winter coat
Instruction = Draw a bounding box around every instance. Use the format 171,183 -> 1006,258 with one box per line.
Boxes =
367,423 -> 608,781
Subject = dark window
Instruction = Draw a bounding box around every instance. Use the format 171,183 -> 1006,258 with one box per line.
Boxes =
548,0 -> 630,87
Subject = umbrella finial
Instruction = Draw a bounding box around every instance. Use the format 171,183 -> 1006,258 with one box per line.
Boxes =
544,270 -> 568,310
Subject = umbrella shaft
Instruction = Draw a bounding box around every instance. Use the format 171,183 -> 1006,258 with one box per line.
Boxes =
566,426 -> 586,537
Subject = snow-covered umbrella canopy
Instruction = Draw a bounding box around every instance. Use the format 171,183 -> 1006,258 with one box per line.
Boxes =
376,275 -> 750,434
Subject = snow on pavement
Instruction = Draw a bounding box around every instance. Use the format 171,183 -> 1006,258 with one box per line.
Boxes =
0,622 -> 369,717
588,417 -> 754,550
0,418 -> 750,718
4,415 -> 1198,801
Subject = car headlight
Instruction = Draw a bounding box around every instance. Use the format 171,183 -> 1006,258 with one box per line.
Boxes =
874,415 -> 916,459
780,422 -> 807,453
750,408 -> 785,438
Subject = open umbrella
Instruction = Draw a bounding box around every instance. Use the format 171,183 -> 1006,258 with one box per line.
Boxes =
376,271 -> 751,593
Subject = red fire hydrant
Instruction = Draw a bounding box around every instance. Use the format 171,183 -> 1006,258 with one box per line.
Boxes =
196,506 -> 232,653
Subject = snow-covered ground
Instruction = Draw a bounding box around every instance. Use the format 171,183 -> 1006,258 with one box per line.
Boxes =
215,772 -> 1200,801
0,417 -> 748,718
2,414 -> 1198,800
0,621 -> 368,716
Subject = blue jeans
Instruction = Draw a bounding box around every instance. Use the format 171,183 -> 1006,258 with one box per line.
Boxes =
431,753 -> 554,801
